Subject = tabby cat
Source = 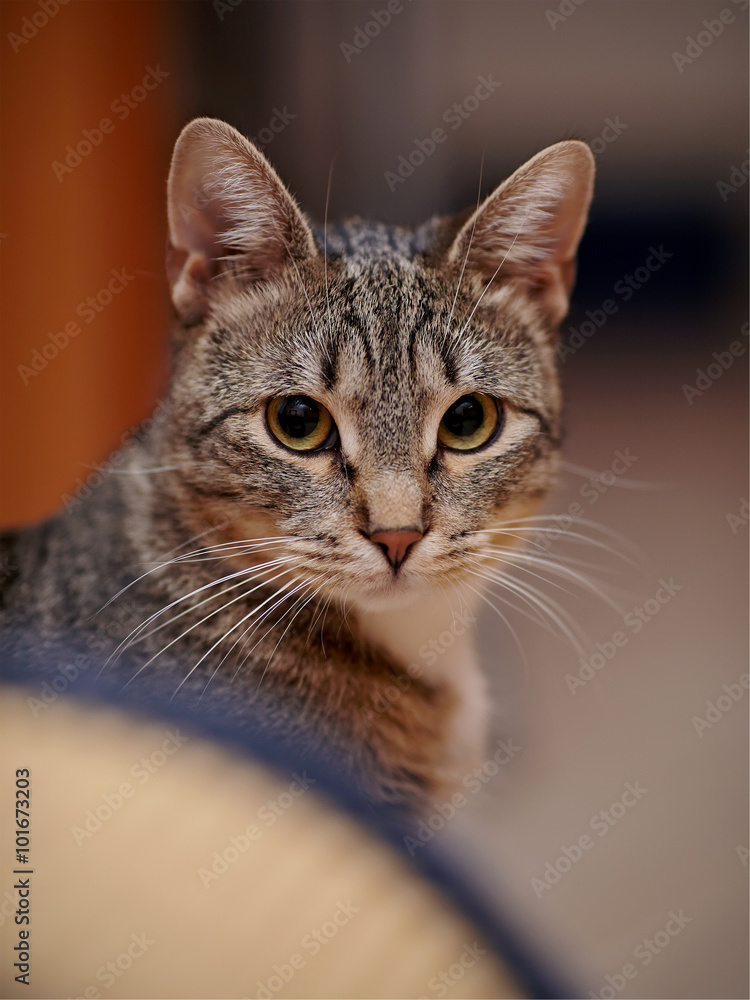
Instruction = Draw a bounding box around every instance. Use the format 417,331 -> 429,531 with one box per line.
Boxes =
1,119 -> 595,806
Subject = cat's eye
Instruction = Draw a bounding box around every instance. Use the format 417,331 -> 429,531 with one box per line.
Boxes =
266,395 -> 337,452
437,393 -> 501,452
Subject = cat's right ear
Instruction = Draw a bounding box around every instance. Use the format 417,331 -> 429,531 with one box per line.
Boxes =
166,118 -> 317,324
445,141 -> 595,327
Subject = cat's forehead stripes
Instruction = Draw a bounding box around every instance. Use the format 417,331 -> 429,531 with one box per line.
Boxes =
311,255 -> 553,425
322,262 -> 454,402
206,250 -> 555,442
315,220 -> 438,263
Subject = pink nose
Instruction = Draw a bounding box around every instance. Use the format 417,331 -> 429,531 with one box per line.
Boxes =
369,529 -> 424,571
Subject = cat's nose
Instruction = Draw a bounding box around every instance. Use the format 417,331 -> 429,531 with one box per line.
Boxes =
368,528 -> 424,571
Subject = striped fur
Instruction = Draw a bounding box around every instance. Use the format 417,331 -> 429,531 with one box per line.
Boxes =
1,120 -> 595,807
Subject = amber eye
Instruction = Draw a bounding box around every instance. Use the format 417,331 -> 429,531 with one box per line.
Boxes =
267,395 -> 336,452
438,393 -> 501,451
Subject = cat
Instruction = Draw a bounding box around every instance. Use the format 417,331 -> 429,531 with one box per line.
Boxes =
0,118 -> 595,807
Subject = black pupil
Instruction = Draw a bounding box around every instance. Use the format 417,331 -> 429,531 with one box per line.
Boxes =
443,395 -> 485,438
278,396 -> 320,439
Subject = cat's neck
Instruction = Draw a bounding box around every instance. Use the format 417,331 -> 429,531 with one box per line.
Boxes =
355,587 -> 489,778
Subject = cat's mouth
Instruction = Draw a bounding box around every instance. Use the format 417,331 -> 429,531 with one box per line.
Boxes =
339,532 -> 451,610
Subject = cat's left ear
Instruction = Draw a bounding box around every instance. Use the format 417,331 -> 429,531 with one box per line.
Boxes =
446,141 -> 595,326
166,118 -> 318,324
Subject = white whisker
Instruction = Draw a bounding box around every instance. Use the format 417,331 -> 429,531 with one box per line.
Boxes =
464,562 -> 557,633
481,533 -> 619,573
472,518 -> 645,566
442,153 -> 485,349
466,560 -> 590,655
281,235 -> 324,344
560,460 -> 664,491
97,534 -> 294,613
198,577 -> 319,700
479,545 -> 629,616
324,159 -> 335,339
165,575 -> 306,701
114,556 -> 299,660
105,466 -> 180,475
454,202 -> 532,343
461,578 -> 530,669
228,577 -> 318,682
252,581 -> 323,695
306,588 -> 333,649
120,565 -> 300,691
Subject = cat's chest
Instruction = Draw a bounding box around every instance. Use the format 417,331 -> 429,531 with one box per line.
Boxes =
355,589 -> 489,777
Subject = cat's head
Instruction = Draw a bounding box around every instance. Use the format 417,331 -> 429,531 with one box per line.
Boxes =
160,118 -> 594,611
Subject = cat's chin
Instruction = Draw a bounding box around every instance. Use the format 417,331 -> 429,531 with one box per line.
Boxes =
344,575 -> 435,614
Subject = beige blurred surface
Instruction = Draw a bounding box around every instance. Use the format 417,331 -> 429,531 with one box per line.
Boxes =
0,691 -> 523,1000
460,346 -> 748,999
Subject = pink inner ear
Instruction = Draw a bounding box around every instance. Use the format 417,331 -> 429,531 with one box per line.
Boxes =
167,247 -> 212,324
445,143 -> 594,328
165,118 -> 319,325
559,257 -> 577,296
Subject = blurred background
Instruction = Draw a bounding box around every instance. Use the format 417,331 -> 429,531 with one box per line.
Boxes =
1,1 -> 747,996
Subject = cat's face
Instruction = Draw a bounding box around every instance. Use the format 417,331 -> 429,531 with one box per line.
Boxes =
162,120 -> 594,611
